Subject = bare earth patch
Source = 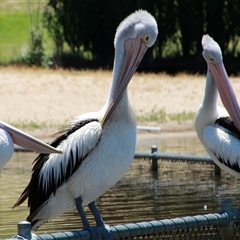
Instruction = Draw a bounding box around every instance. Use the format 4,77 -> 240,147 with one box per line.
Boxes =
1,66 -> 239,140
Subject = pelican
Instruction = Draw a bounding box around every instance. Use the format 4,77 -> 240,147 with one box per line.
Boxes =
194,34 -> 240,178
13,10 -> 158,238
0,121 -> 61,169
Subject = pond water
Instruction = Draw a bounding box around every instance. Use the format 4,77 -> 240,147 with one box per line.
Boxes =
0,131 -> 240,239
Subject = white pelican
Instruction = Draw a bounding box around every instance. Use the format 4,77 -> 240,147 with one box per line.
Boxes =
13,10 -> 158,238
195,34 -> 240,178
0,121 -> 61,169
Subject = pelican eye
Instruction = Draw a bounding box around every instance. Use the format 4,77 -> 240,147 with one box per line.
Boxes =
209,57 -> 214,62
142,34 -> 149,43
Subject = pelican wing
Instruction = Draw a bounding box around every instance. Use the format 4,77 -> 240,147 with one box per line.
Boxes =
13,118 -> 102,214
202,120 -> 240,176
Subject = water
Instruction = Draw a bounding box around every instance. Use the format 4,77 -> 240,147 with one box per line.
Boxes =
0,131 -> 240,238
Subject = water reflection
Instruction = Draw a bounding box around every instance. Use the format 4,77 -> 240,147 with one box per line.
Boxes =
136,131 -> 207,155
0,132 -> 240,238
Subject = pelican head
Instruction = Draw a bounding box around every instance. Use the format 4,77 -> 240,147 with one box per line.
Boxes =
202,34 -> 222,63
202,34 -> 240,130
102,10 -> 158,126
114,10 -> 158,49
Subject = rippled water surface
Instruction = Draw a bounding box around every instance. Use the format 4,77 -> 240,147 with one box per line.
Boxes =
0,132 -> 240,239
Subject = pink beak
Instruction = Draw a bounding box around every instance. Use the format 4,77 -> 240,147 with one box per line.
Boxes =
0,121 -> 62,154
209,62 -> 240,130
102,37 -> 148,126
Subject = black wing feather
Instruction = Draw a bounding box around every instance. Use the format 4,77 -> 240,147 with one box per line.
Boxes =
215,117 -> 240,140
214,152 -> 240,173
214,117 -> 240,173
15,118 -> 99,218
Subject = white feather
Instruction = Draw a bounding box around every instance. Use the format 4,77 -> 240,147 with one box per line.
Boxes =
14,9 -> 158,231
195,34 -> 240,179
40,121 -> 102,192
32,103 -> 136,227
0,129 -> 14,169
203,126 -> 240,177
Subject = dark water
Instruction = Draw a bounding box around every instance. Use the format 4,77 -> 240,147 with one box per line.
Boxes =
0,132 -> 240,238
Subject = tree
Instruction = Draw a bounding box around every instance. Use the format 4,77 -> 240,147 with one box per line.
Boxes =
177,0 -> 204,58
42,0 -> 240,71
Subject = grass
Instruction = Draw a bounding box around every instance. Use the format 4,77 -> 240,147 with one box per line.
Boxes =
0,0 -> 53,63
9,120 -> 69,131
0,9 -> 31,62
169,111 -> 196,123
137,107 -> 167,123
137,107 -> 195,125
7,109 -> 195,131
0,68 -> 204,134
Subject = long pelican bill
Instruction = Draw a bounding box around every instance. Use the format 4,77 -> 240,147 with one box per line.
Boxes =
0,121 -> 62,154
209,62 -> 240,130
102,37 -> 148,126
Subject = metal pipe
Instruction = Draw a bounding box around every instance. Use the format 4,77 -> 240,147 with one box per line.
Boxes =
13,208 -> 240,240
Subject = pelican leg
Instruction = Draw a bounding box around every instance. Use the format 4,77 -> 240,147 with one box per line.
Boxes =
75,197 -> 112,240
88,201 -> 113,240
88,201 -> 104,227
75,196 -> 91,229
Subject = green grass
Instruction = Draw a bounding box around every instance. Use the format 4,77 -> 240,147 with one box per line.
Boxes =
137,107 -> 167,123
137,107 -> 195,124
0,0 -> 53,63
169,111 -> 196,123
9,120 -> 69,131
7,109 -> 195,131
0,10 -> 31,62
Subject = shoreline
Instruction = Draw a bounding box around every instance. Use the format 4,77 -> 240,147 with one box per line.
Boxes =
23,120 -> 196,142
2,66 -> 240,141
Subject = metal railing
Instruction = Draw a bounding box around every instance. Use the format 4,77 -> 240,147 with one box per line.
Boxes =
10,200 -> 240,240
14,144 -> 220,174
14,144 -> 213,164
10,145 -> 231,239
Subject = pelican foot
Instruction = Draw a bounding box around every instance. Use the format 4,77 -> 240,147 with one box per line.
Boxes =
75,198 -> 113,239
9,235 -> 28,240
87,224 -> 113,240
102,224 -> 113,240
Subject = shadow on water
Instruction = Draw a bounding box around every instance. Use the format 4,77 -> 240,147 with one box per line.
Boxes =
0,132 -> 240,238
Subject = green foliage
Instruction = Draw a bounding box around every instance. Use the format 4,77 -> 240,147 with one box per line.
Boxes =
10,120 -> 69,130
0,2 -> 66,64
137,107 -> 167,124
0,9 -> 31,63
42,0 -> 240,68
21,27 -> 45,66
205,0 -> 240,56
21,0 -> 46,66
43,0 -> 180,65
137,108 -> 195,124
1,0 -> 240,67
11,120 -> 48,130
42,4 -> 64,65
176,0 -> 204,58
169,111 -> 195,123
